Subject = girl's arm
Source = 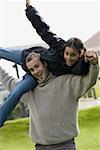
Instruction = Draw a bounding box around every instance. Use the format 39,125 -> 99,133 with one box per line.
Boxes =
25,2 -> 65,51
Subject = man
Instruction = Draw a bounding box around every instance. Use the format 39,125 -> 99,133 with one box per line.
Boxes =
0,49 -> 99,150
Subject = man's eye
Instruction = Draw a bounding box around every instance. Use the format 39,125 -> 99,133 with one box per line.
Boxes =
35,65 -> 39,68
65,52 -> 69,55
30,69 -> 34,72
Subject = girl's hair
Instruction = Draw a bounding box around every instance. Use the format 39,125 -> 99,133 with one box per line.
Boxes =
63,37 -> 86,54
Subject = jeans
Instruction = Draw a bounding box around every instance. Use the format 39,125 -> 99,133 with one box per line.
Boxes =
0,47 -> 22,64
0,48 -> 37,127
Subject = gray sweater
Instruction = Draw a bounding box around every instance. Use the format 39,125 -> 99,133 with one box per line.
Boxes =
0,64 -> 99,145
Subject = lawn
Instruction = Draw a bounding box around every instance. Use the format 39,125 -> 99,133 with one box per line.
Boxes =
76,106 -> 100,150
94,79 -> 100,97
0,118 -> 33,150
0,106 -> 100,150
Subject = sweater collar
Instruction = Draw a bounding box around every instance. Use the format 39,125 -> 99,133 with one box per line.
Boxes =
38,72 -> 55,87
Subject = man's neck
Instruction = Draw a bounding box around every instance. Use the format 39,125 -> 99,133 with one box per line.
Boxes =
38,72 -> 55,87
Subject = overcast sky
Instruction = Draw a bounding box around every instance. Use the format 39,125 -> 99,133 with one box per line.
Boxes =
0,0 -> 100,47
0,0 -> 100,78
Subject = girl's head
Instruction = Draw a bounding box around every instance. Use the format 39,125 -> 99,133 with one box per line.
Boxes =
63,38 -> 86,66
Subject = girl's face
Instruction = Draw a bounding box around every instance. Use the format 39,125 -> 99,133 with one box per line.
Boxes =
64,46 -> 82,66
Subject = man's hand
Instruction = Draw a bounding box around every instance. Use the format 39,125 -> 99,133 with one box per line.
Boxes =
85,50 -> 98,65
26,0 -> 30,8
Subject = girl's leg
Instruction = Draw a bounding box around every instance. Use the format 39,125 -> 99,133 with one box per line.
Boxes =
0,74 -> 37,127
0,47 -> 22,64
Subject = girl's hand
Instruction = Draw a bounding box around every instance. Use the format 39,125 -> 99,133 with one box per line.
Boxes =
85,50 -> 98,65
26,0 -> 30,8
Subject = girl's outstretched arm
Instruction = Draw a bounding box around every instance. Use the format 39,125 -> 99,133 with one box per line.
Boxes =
25,4 -> 65,51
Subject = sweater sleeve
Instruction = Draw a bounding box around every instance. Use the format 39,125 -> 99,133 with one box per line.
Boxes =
0,66 -> 19,92
0,65 -> 30,105
70,63 -> 99,99
25,6 -> 65,51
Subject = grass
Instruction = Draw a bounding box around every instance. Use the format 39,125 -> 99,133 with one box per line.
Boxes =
76,106 -> 100,150
94,79 -> 100,97
0,106 -> 100,150
0,118 -> 34,150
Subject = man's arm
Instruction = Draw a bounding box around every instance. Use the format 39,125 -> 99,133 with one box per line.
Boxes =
0,64 -> 29,104
71,51 -> 99,98
0,65 -> 19,92
25,0 -> 65,51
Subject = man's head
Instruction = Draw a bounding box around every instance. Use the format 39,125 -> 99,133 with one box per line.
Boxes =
63,38 -> 86,66
25,52 -> 49,82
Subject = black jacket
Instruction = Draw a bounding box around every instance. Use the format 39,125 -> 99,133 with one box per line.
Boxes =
23,5 -> 89,76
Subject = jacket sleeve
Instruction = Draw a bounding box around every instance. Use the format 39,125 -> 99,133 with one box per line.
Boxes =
25,6 -> 65,51
71,63 -> 99,99
70,59 -> 90,75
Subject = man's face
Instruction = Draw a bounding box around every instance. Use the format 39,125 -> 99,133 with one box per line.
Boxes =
26,56 -> 48,82
64,46 -> 81,66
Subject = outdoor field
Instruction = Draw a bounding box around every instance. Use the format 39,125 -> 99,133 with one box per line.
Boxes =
0,106 -> 100,150
95,79 -> 100,97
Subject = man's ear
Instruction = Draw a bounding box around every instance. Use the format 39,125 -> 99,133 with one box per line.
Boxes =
79,49 -> 85,58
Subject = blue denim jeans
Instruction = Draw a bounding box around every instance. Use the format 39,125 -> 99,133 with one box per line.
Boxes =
0,47 -> 22,64
0,48 -> 37,127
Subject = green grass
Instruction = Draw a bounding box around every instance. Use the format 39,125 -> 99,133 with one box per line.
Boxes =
76,106 -> 100,150
94,79 -> 100,97
0,106 -> 100,150
0,118 -> 34,150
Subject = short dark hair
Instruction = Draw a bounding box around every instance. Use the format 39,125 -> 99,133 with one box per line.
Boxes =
22,46 -> 47,73
25,52 -> 41,63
